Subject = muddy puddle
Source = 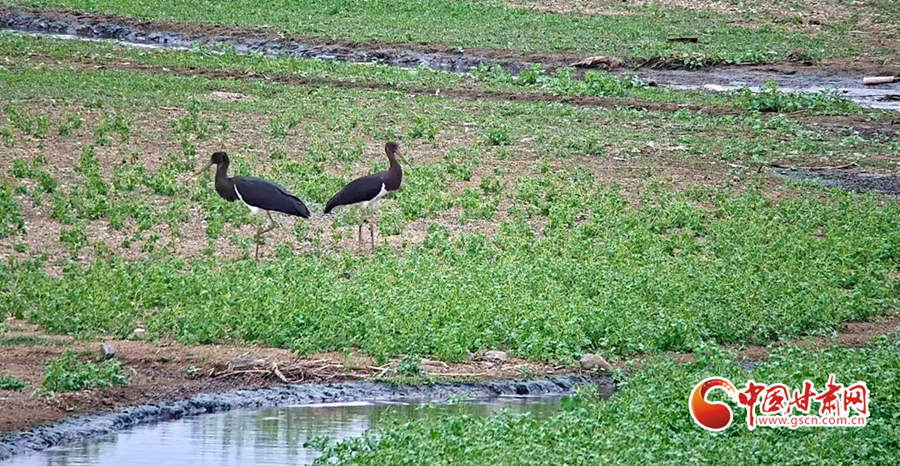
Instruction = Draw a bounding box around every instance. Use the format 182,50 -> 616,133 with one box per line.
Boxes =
646,68 -> 900,111
769,167 -> 900,197
5,396 -> 568,466
3,10 -> 899,111
0,376 -> 609,461
0,11 -> 523,74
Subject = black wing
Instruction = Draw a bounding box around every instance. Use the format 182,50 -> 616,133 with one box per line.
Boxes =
325,173 -> 385,214
233,177 -> 310,218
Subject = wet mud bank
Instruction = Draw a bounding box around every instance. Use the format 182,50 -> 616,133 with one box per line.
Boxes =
648,67 -> 900,111
770,168 -> 900,197
0,375 -> 610,461
0,10 -> 531,74
2,9 -> 899,110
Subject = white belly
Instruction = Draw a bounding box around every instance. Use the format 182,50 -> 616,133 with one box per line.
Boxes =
360,183 -> 389,209
234,185 -> 261,215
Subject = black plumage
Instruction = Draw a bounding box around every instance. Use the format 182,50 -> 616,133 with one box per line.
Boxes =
325,142 -> 404,250
232,177 -> 310,218
198,151 -> 310,260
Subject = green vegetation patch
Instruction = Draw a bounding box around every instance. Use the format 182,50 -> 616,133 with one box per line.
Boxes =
317,336 -> 900,465
0,180 -> 25,239
0,371 -> 27,390
7,183 -> 899,361
42,349 -> 128,392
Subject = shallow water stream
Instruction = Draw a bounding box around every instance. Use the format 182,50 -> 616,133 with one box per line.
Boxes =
5,396 -> 564,466
2,11 -> 899,111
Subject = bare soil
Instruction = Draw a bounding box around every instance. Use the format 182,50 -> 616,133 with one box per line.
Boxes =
736,311 -> 900,360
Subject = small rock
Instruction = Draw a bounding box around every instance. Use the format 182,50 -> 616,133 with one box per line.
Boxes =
579,354 -> 612,372
132,328 -> 146,337
483,350 -> 509,362
227,357 -> 265,371
100,344 -> 116,360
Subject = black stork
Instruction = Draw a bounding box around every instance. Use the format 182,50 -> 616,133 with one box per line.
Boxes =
324,141 -> 404,251
196,151 -> 310,260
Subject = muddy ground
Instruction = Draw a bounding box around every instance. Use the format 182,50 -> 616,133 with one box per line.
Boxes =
0,319 -> 589,435
3,6 -> 900,79
2,311 -> 898,440
770,166 -> 900,197
0,373 -> 606,461
3,11 -> 899,114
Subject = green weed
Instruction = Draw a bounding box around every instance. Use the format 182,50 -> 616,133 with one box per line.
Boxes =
0,181 -> 25,239
3,104 -> 51,138
409,116 -> 438,141
9,156 -> 57,193
3,0 -> 867,65
9,184 -> 899,361
397,354 -> 425,377
732,80 -> 861,115
487,125 -> 512,146
42,349 -> 128,393
0,371 -> 26,390
59,222 -> 89,258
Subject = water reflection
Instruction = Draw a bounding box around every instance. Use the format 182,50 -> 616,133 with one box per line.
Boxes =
8,396 -> 563,466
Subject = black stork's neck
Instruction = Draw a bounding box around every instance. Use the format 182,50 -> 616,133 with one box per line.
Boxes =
214,156 -> 239,202
383,145 -> 402,191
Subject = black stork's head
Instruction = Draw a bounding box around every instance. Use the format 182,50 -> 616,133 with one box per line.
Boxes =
385,141 -> 407,165
195,151 -> 230,176
210,151 -> 229,166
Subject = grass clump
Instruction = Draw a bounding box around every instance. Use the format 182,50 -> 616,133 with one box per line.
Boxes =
732,81 -> 861,115
0,371 -> 27,390
316,337 -> 900,465
42,349 -> 128,393
9,156 -> 57,193
0,180 -> 25,239
397,354 -> 425,377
